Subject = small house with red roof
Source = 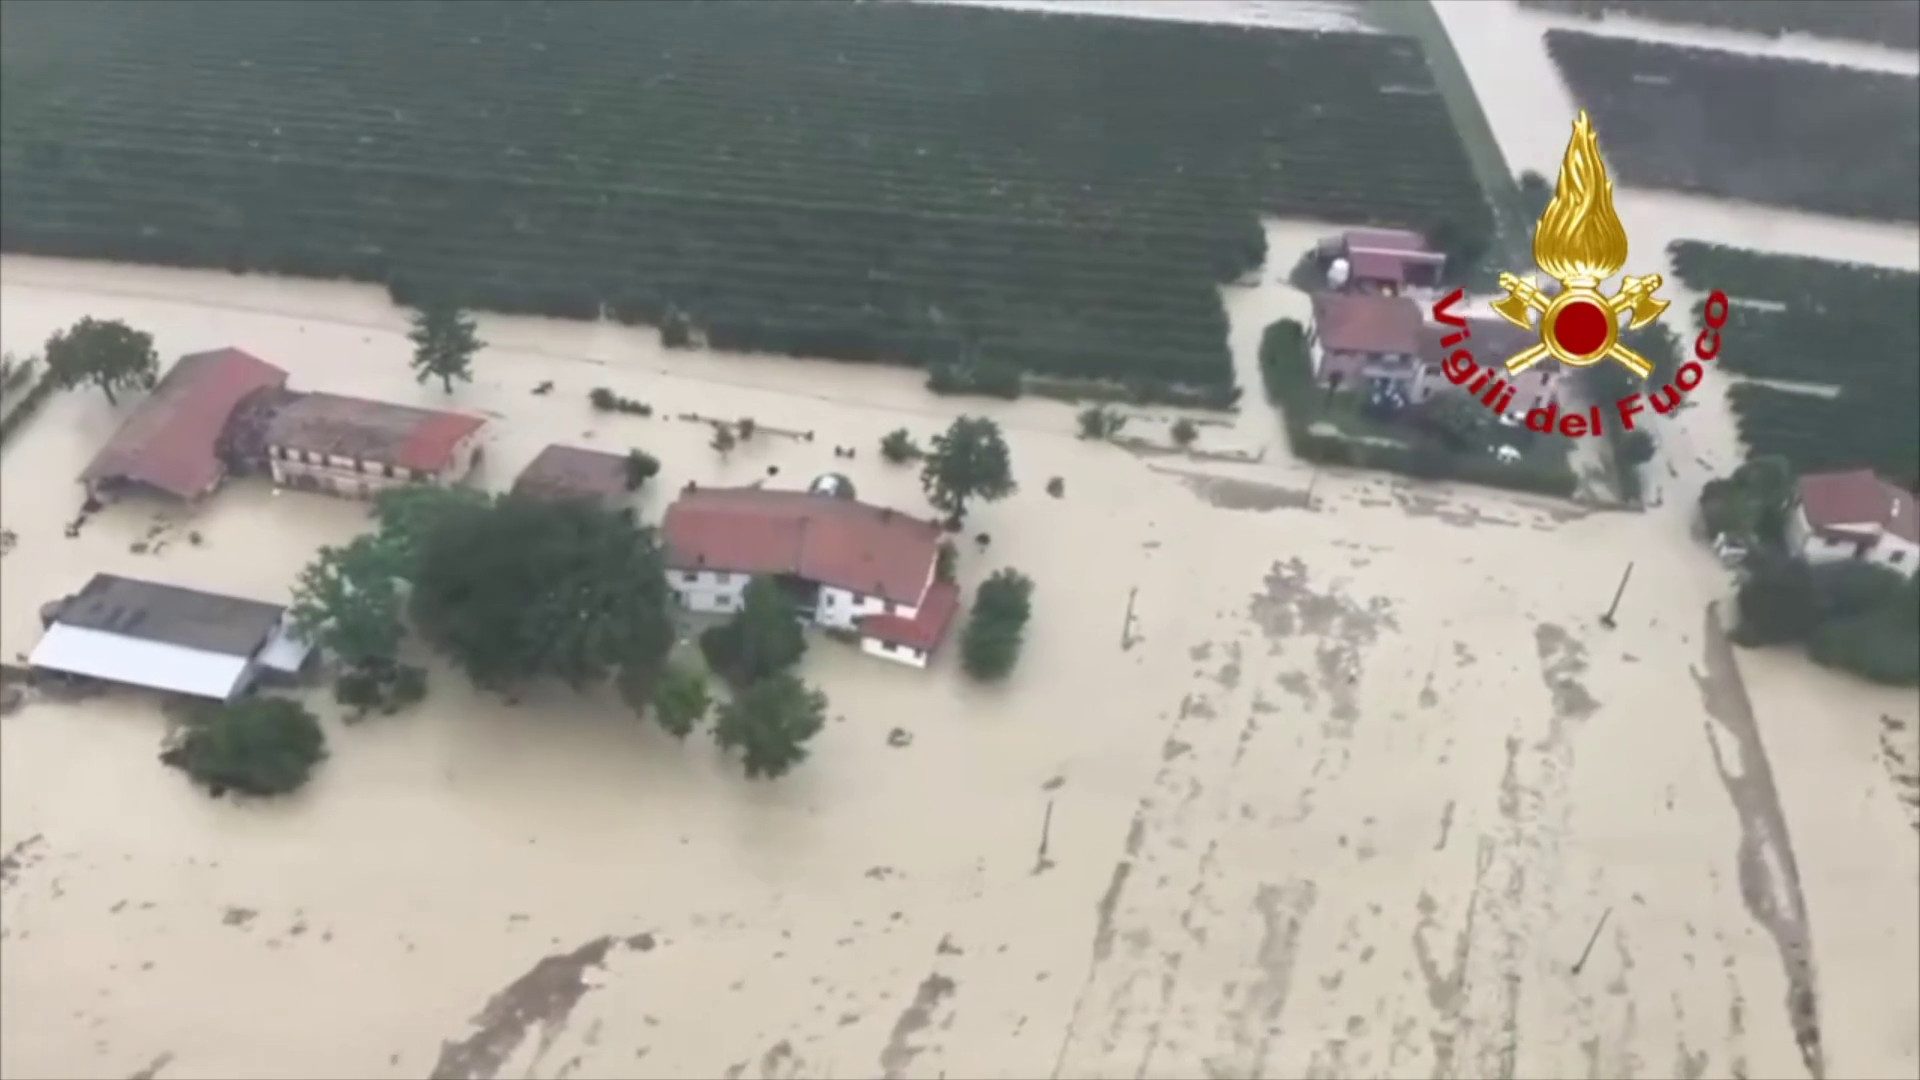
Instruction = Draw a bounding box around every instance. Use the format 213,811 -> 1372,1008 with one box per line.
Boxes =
80,348 -> 290,500
1786,469 -> 1919,579
262,392 -> 486,499
1324,228 -> 1447,297
662,483 -> 960,668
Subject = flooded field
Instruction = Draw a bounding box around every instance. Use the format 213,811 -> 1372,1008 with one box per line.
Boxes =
2,3 -> 1916,1079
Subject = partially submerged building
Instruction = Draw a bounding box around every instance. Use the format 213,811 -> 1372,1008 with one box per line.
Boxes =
510,444 -> 632,506
1787,470 -> 1919,578
1321,228 -> 1447,297
263,393 -> 486,499
1308,293 -> 1558,415
79,348 -> 290,500
29,574 -> 313,701
662,483 -> 960,668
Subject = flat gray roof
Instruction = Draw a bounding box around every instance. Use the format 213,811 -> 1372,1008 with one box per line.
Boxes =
47,574 -> 287,657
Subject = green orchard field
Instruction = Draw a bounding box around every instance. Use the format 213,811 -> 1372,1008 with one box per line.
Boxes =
1670,241 -> 1919,489
0,0 -> 1492,399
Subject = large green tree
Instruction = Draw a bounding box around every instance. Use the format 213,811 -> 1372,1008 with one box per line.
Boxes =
408,495 -> 676,692
1699,455 -> 1795,547
371,484 -> 490,577
44,317 -> 158,406
961,568 -> 1035,680
289,535 -> 404,669
700,577 -> 807,688
713,672 -> 828,780
163,697 -> 328,797
408,304 -> 483,393
649,661 -> 712,739
921,415 -> 1016,526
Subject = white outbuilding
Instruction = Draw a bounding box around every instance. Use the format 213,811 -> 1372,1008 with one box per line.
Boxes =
30,574 -> 314,701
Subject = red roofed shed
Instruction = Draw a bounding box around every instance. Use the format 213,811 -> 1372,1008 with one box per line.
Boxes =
80,349 -> 289,500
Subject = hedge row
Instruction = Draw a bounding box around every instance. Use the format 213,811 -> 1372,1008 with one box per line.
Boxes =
1543,31 -> 1919,223
1259,320 -> 1577,499
1521,1 -> 1920,50
0,374 -> 60,452
0,0 -> 1493,395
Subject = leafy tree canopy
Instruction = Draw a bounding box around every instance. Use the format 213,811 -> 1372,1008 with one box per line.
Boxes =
371,484 -> 491,578
289,534 -> 404,668
408,304 -> 484,393
921,415 -> 1016,525
961,568 -> 1035,680
713,672 -> 828,780
44,317 -> 158,406
700,577 -> 807,687
164,697 -> 327,797
650,661 -> 712,739
409,495 -> 676,692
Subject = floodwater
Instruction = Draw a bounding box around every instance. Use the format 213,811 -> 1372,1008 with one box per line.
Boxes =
2,4 -> 1917,1080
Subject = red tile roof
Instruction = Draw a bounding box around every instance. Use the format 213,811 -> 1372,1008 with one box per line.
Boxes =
858,580 -> 962,653
1345,228 -> 1430,253
1798,470 -> 1919,544
1311,292 -> 1426,356
265,393 -> 485,473
662,487 -> 941,605
79,348 -> 289,499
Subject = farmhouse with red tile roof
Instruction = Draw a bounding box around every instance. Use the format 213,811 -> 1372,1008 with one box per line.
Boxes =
80,348 -> 289,500
662,484 -> 959,668
262,392 -> 486,500
1786,469 -> 1919,579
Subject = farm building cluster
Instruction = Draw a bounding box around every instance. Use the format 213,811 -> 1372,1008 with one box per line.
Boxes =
27,347 -> 963,703
1303,228 -> 1561,415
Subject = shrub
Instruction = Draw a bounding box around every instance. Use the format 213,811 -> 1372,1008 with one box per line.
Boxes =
590,387 -> 653,417
961,568 -> 1035,680
1045,476 -> 1064,498
624,449 -> 661,491
880,428 -> 923,463
1170,418 -> 1199,447
163,697 -> 327,796
1077,405 -> 1127,440
737,417 -> 756,441
935,539 -> 958,584
334,661 -> 428,721
927,360 -> 1023,400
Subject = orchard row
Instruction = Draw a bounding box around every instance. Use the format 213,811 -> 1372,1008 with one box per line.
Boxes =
0,0 -> 1492,396
1669,241 -> 1918,489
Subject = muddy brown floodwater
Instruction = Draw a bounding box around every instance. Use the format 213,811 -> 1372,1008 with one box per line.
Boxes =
3,5 -> 1918,1075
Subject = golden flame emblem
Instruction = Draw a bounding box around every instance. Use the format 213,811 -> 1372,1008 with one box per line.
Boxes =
1492,111 -> 1669,378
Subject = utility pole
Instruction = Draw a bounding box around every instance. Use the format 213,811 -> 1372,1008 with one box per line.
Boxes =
1599,562 -> 1634,629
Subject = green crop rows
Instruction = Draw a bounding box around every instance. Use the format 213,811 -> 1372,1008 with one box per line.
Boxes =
0,0 -> 1492,396
1522,1 -> 1920,51
1670,241 -> 1918,488
1544,31 -> 1919,224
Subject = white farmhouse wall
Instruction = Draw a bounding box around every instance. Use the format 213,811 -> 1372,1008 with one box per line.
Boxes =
1785,506 -> 1920,579
861,635 -> 929,668
267,430 -> 483,501
817,584 -> 919,631
671,569 -> 751,614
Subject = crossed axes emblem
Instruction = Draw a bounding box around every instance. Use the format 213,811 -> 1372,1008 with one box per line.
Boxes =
1490,272 -> 1669,378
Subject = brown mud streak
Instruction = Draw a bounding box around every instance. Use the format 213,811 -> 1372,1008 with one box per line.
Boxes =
1691,603 -> 1824,1080
429,936 -> 625,1080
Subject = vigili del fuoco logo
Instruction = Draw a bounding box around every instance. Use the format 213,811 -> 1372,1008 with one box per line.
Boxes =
1430,111 -> 1729,439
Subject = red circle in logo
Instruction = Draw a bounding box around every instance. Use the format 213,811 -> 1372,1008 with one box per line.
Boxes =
1550,299 -> 1611,357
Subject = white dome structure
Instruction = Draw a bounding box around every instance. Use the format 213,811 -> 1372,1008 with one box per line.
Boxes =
809,472 -> 857,500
